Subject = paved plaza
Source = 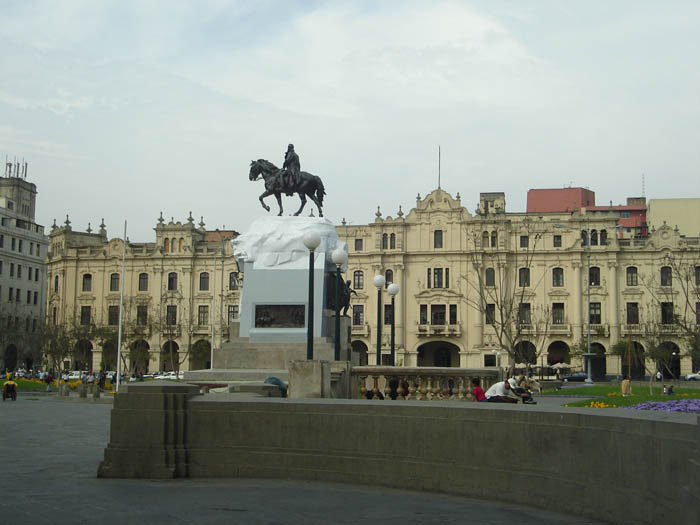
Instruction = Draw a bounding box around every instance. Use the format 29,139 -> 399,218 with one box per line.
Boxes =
0,393 -> 609,524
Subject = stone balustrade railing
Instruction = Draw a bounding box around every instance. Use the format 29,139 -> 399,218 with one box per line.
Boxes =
350,366 -> 500,401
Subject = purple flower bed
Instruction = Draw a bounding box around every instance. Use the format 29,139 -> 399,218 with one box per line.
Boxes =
626,399 -> 700,413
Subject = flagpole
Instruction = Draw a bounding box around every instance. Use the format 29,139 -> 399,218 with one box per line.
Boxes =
116,221 -> 127,392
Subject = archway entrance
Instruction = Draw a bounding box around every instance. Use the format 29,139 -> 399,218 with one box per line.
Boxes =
160,341 -> 179,372
547,341 -> 570,365
3,345 -> 18,372
417,341 -> 460,367
190,339 -> 211,370
101,341 -> 117,371
351,340 -> 368,366
658,342 -> 681,379
74,340 -> 93,371
129,340 -> 150,375
620,341 -> 645,380
590,343 -> 606,380
514,341 -> 537,365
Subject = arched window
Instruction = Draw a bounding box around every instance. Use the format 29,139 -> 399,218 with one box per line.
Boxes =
179,238 -> 184,252
110,273 -> 120,292
589,266 -> 600,286
600,229 -> 608,245
385,269 -> 393,286
138,273 -> 148,291
580,230 -> 588,246
353,270 -> 364,290
54,275 -> 59,293
482,231 -> 489,247
82,273 -> 92,292
167,272 -> 178,291
382,233 -> 388,249
434,230 -> 443,249
390,233 -> 396,249
552,267 -> 564,287
164,238 -> 170,252
695,265 -> 700,286
590,230 -> 598,246
200,272 -> 210,291
518,268 -> 530,287
660,266 -> 672,286
171,238 -> 176,252
490,231 -> 497,248
485,268 -> 495,287
626,267 -> 638,286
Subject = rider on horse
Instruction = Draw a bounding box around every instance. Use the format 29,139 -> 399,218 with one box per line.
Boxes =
280,144 -> 301,195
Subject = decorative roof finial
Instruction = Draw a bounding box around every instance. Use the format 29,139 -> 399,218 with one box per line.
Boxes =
64,214 -> 71,228
86,222 -> 92,234
188,211 -> 194,224
51,218 -> 57,230
456,192 -> 461,200
375,206 -> 381,218
158,211 -> 164,224
199,216 -> 205,229
416,193 -> 421,202
99,218 -> 106,233
342,217 -> 347,225
397,205 -> 404,218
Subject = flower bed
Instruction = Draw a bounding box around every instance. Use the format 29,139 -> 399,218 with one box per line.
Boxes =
626,399 -> 700,413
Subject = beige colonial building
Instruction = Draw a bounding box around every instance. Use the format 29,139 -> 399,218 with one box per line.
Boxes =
45,213 -> 240,373
336,188 -> 700,379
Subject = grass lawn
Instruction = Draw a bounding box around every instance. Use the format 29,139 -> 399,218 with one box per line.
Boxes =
541,384 -> 700,408
0,378 -> 49,391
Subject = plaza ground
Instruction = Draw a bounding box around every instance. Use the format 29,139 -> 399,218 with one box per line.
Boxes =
0,394 -> 606,524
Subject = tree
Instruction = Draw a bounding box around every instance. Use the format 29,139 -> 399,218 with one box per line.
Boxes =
41,321 -> 75,377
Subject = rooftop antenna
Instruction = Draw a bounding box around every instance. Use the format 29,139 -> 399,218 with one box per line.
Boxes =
438,146 -> 441,189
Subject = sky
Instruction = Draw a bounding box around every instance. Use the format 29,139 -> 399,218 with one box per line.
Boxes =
1,0 -> 699,241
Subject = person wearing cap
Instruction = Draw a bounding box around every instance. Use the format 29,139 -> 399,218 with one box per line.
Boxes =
484,380 -> 519,403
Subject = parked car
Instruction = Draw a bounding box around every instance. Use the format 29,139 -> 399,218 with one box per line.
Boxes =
562,372 -> 588,382
67,371 -> 82,381
686,372 -> 700,381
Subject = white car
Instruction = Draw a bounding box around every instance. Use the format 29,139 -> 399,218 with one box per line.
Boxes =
686,372 -> 700,381
67,371 -> 82,381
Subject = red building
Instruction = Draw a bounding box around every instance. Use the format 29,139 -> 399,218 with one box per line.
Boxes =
527,187 -> 595,213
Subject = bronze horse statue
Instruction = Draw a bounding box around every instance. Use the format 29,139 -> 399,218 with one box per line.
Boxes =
249,159 -> 326,217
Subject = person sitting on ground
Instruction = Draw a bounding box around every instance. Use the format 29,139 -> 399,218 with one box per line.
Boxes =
507,375 -> 536,404
471,378 -> 486,402
484,380 -> 519,403
621,374 -> 631,396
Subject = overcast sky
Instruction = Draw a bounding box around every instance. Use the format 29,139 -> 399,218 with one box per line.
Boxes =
1,0 -> 699,241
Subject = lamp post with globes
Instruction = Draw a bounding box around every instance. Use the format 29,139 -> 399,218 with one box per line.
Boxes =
387,283 -> 399,366
303,231 -> 321,360
331,247 -> 348,361
373,274 -> 385,365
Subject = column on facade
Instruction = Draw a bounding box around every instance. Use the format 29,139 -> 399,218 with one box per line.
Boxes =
465,261 -> 483,368
572,261 -> 582,342
608,261 -> 619,343
370,263 -> 382,365
394,263 -> 406,365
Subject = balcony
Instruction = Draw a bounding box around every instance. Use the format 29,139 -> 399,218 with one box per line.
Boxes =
416,322 -> 461,337
658,324 -> 680,335
621,324 -> 645,335
584,324 -> 609,337
351,323 -> 370,337
550,323 -> 571,336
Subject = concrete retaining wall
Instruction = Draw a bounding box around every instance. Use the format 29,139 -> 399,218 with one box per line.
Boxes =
98,383 -> 700,524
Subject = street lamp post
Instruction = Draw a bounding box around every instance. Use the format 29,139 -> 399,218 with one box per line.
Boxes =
492,349 -> 502,380
303,231 -> 321,360
584,223 -> 594,384
331,247 -> 348,361
373,274 -> 386,365
387,283 -> 399,366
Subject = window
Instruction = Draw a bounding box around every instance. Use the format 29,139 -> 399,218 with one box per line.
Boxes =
18,240 -> 23,252
137,305 -> 148,326
15,288 -> 19,302
485,268 -> 495,287
589,267 -> 600,286
384,304 -> 393,325
10,263 -> 14,277
11,238 -> 16,250
589,302 -> 601,324
166,305 -> 177,325
661,302 -> 674,324
80,306 -> 91,326
626,303 -> 639,324
0,234 -> 3,248
110,273 -> 119,292
34,268 -> 38,281
33,291 -> 37,305
82,273 -> 92,292
138,273 -> 148,291
434,268 -> 443,288
27,267 -> 32,281
164,238 -> 170,252
390,233 -> 396,249
229,272 -> 240,289
385,269 -> 393,285
352,304 -> 365,326
580,230 -> 588,246
490,231 -> 497,248
626,267 -> 638,286
167,272 -> 177,291
0,261 -> 2,275
485,304 -> 495,325
427,268 -> 431,289
198,305 -> 209,325
621,211 -> 630,218
449,305 -> 457,325
382,233 -> 388,249
590,230 -> 598,246
29,242 -> 33,255
52,307 -> 57,325
26,290 -> 30,304
552,303 -> 565,324
660,266 -> 672,287
520,235 -> 529,248
419,304 -> 427,324
552,267 -> 564,287
199,272 -> 209,291
600,230 -> 607,245
353,270 -> 364,290
354,239 -> 363,251
108,306 -> 119,325
519,268 -> 530,287
17,264 -> 21,279
518,303 -> 531,325
431,305 -> 446,325
484,354 -> 496,367
434,230 -> 443,249
228,304 -> 239,323
696,266 -> 700,287
696,302 -> 700,325
445,268 -> 450,288
553,235 -> 562,247
54,275 -> 59,293
8,287 -> 13,301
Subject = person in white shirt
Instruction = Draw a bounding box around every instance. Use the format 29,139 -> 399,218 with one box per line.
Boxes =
507,375 -> 536,404
484,380 -> 519,403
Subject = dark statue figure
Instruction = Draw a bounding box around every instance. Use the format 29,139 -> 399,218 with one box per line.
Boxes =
249,145 -> 326,217
341,280 -> 357,316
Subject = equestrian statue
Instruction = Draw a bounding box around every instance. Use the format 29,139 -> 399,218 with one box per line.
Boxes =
249,144 -> 326,217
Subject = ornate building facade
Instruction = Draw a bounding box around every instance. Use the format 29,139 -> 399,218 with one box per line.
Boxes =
45,213 -> 240,373
336,188 -> 700,379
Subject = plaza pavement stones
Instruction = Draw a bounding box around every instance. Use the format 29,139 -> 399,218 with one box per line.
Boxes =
0,395 -> 606,524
